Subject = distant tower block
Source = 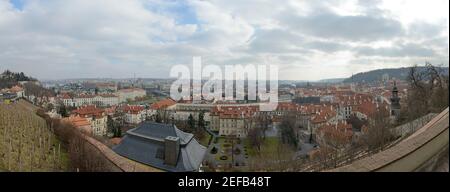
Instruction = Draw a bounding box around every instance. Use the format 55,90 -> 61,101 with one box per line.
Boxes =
382,73 -> 389,83
390,81 -> 401,119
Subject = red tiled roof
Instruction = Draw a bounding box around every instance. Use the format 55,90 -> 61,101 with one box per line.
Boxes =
211,105 -> 259,119
105,106 -> 117,114
72,105 -> 105,118
62,116 -> 92,134
276,102 -> 301,111
150,98 -> 176,110
61,93 -> 72,99
317,121 -> 353,143
10,85 -> 23,92
353,101 -> 389,118
122,105 -> 145,114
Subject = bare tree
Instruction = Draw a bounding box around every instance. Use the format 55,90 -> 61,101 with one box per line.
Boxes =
403,63 -> 449,122
362,107 -> 392,153
255,112 -> 272,139
248,142 -> 295,171
245,113 -> 267,152
279,113 -> 299,149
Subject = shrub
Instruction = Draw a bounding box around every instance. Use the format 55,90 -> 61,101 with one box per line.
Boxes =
220,155 -> 228,160
210,147 -> 218,154
234,148 -> 241,155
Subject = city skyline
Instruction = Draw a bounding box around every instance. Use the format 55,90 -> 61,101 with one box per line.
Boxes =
0,0 -> 449,81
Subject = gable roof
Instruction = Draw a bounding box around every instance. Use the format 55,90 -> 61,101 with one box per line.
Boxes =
122,105 -> 145,114
113,122 -> 206,172
72,105 -> 105,118
150,98 -> 176,110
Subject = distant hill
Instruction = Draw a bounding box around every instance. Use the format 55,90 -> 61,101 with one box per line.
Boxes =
343,66 -> 449,84
0,70 -> 36,89
318,78 -> 345,83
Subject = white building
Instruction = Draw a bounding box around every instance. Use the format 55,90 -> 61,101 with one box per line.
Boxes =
89,116 -> 108,136
117,88 -> 146,103
61,94 -> 119,107
122,105 -> 147,124
71,105 -> 108,136
170,103 -> 212,122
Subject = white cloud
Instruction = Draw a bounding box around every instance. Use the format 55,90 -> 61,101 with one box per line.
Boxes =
0,0 -> 448,80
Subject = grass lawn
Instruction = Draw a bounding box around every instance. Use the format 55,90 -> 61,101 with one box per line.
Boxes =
212,137 -> 232,162
244,137 -> 281,157
217,137 -> 226,143
199,133 -> 212,147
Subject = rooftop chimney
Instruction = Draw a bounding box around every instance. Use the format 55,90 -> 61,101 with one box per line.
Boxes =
164,136 -> 180,166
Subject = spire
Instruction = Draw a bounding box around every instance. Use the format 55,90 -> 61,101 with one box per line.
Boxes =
392,80 -> 398,93
390,80 -> 401,119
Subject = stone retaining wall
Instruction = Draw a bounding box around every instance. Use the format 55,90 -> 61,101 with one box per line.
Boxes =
330,108 -> 449,172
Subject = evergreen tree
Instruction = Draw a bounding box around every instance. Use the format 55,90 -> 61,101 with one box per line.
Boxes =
188,114 -> 195,131
115,126 -> 122,137
198,111 -> 205,129
107,115 -> 115,135
58,105 -> 68,117
155,112 -> 162,123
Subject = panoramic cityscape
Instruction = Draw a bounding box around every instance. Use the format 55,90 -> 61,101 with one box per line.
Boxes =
0,0 -> 449,175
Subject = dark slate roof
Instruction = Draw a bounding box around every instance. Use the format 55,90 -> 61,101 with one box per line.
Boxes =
128,122 -> 193,145
113,122 -> 206,172
293,96 -> 321,104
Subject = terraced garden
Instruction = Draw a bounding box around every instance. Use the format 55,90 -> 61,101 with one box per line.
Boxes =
0,100 -> 69,171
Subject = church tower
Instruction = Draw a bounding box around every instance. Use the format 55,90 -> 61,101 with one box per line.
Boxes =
390,81 -> 401,119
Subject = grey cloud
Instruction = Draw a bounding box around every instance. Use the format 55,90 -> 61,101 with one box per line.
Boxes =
244,28 -> 349,54
424,37 -> 449,49
0,0 -> 448,80
357,0 -> 384,15
355,43 -> 436,57
303,41 -> 349,52
408,22 -> 445,39
276,55 -> 308,64
243,29 -> 308,54
282,12 -> 404,42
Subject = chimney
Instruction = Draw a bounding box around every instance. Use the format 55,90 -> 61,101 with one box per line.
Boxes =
164,136 -> 180,166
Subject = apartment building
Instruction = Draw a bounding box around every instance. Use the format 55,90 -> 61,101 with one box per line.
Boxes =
61,93 -> 119,107
210,105 -> 258,138
71,105 -> 107,136
122,105 -> 146,124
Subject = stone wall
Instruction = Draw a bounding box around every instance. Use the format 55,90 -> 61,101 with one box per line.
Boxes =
391,113 -> 436,138
330,108 -> 449,172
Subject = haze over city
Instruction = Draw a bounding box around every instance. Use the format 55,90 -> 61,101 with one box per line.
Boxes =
0,0 -> 448,80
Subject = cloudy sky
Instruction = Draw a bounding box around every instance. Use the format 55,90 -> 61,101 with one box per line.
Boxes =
0,0 -> 448,80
